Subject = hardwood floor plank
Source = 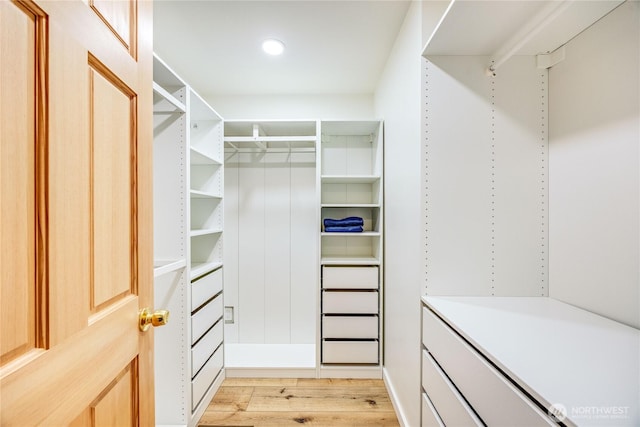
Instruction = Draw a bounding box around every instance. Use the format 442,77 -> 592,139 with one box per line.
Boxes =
199,410 -> 400,426
199,378 -> 400,427
206,386 -> 254,412
246,386 -> 394,412
220,378 -> 299,387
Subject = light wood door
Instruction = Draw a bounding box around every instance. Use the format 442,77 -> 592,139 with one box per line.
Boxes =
0,0 -> 154,425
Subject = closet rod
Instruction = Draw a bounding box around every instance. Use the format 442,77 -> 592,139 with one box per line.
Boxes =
487,0 -> 573,75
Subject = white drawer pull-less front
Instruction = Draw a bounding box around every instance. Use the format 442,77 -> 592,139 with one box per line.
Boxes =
422,392 -> 445,427
422,307 -> 555,426
322,266 -> 378,289
191,268 -> 223,312
422,350 -> 483,426
191,294 -> 223,345
323,291 -> 378,314
322,315 -> 378,339
322,340 -> 378,364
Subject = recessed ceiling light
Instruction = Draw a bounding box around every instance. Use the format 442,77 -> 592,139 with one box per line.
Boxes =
262,39 -> 285,56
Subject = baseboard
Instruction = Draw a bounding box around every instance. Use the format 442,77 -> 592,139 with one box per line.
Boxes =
383,367 -> 409,427
225,367 -> 317,378
319,365 -> 382,379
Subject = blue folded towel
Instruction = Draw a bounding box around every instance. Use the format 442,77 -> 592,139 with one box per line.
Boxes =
325,225 -> 363,233
323,216 -> 364,228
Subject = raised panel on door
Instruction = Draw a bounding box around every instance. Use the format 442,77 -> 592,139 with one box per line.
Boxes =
0,1 -> 153,425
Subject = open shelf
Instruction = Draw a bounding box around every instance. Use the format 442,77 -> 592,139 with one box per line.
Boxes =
190,146 -> 221,165
191,261 -> 223,281
321,175 -> 380,184
190,228 -> 223,237
190,190 -> 222,199
321,256 -> 380,266
153,258 -> 187,277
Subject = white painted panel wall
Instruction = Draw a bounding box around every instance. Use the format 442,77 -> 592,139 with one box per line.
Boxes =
373,2 -> 423,426
225,150 -> 317,344
423,55 -> 547,297
290,152 -> 318,344
549,1 -> 640,328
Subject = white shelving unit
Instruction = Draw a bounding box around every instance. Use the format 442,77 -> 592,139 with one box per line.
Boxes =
152,54 -> 225,427
319,120 -> 384,375
223,120 -> 318,375
419,1 -> 636,425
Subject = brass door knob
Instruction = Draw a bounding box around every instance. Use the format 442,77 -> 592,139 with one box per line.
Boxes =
138,308 -> 170,332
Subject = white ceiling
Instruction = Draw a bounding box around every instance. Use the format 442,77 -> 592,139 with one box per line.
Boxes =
153,0 -> 412,97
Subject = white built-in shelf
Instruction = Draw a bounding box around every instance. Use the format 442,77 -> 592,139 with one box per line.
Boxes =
321,175 -> 381,184
321,231 -> 380,237
322,203 -> 380,208
191,261 -> 223,280
423,296 -> 640,426
153,258 -> 187,277
321,256 -> 380,266
152,82 -> 186,113
422,0 -> 624,57
190,190 -> 222,199
190,147 -> 221,165
190,228 -> 223,237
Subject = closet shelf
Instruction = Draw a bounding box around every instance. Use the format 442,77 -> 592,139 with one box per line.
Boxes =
321,175 -> 381,184
191,261 -> 223,280
154,258 -> 187,277
422,0 -> 624,61
190,190 -> 222,199
190,147 -> 222,165
190,228 -> 223,237
321,256 -> 380,266
321,203 -> 380,208
224,136 -> 316,153
153,82 -> 186,113
321,231 -> 380,237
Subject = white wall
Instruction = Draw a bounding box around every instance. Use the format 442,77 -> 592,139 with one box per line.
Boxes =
423,55 -> 549,297
224,151 -> 317,344
208,94 -> 374,120
373,2 -> 423,426
549,1 -> 639,328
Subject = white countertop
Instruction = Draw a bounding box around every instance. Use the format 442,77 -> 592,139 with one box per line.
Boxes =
422,296 -> 640,426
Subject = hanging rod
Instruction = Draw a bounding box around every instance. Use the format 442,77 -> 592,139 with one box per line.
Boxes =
486,0 -> 574,76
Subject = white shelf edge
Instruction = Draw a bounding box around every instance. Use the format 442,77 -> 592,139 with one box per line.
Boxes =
152,82 -> 186,113
320,231 -> 381,237
321,257 -> 380,266
190,190 -> 222,199
321,175 -> 381,184
190,146 -> 222,165
321,204 -> 380,208
190,228 -> 223,237
191,261 -> 223,280
153,258 -> 187,277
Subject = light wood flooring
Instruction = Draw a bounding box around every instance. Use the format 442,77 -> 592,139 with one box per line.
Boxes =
198,378 -> 401,427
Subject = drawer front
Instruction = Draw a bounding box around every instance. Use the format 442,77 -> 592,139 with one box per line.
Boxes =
192,344 -> 223,411
323,315 -> 378,339
422,307 -> 555,426
422,392 -> 445,427
422,350 -> 483,426
323,291 -> 378,314
322,340 -> 378,364
192,294 -> 223,345
323,266 -> 378,289
191,319 -> 223,378
191,268 -> 223,312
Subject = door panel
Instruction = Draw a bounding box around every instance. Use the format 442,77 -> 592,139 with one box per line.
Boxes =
0,0 -> 38,364
0,0 -> 153,425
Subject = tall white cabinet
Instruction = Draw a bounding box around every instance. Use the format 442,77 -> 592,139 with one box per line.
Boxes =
319,121 -> 384,375
152,55 -> 225,427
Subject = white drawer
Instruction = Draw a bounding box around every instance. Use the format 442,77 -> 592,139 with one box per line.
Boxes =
191,294 -> 223,345
322,266 -> 378,289
422,349 -> 483,426
192,344 -> 223,411
422,392 -> 445,427
322,315 -> 378,339
322,340 -> 378,364
322,291 -> 378,314
191,319 -> 223,378
422,307 -> 555,426
191,267 -> 223,312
